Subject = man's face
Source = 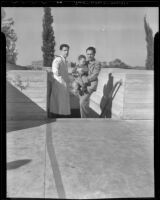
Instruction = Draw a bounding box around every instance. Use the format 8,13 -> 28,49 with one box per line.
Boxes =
86,50 -> 95,62
61,47 -> 69,58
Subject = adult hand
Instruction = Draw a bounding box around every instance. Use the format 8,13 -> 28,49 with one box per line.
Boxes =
77,68 -> 82,73
82,77 -> 89,85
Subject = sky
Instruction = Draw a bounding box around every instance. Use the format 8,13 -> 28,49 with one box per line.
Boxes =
3,7 -> 159,66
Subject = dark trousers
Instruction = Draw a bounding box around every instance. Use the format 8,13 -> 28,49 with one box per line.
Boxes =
49,112 -> 70,118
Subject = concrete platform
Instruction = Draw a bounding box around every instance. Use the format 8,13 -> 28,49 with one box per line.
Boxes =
7,119 -> 154,198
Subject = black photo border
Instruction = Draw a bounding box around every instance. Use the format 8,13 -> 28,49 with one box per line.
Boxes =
1,1 -> 159,200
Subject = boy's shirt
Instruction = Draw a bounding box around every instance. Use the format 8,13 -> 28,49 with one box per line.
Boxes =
72,64 -> 88,76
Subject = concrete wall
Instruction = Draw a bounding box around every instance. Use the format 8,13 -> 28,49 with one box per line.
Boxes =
7,70 -> 80,121
7,69 -> 153,120
123,73 -> 153,119
89,68 -> 154,119
7,70 -> 48,120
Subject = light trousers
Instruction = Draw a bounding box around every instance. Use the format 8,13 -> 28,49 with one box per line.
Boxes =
79,90 -> 94,118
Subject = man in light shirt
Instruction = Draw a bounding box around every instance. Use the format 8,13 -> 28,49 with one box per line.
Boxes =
49,44 -> 71,118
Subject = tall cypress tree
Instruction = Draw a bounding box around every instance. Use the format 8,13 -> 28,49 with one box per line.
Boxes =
41,7 -> 55,67
144,15 -> 154,70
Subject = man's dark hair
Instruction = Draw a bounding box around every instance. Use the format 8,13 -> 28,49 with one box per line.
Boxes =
86,46 -> 96,54
78,54 -> 86,61
60,44 -> 70,50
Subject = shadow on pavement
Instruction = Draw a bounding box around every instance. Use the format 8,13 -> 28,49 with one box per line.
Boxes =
7,81 -> 57,133
46,122 -> 66,199
7,159 -> 32,170
7,119 -> 56,133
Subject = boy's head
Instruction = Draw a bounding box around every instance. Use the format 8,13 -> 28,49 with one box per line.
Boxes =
78,55 -> 86,66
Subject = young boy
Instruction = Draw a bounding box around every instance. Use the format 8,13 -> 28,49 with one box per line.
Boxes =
71,55 -> 89,96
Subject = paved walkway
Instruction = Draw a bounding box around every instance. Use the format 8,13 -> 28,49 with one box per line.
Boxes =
7,119 -> 154,198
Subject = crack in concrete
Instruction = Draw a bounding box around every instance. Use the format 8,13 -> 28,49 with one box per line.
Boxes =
46,122 -> 66,199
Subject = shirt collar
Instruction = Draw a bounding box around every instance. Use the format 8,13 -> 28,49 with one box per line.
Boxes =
60,55 -> 66,62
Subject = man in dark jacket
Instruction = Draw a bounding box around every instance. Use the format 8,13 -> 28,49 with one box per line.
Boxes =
79,47 -> 101,118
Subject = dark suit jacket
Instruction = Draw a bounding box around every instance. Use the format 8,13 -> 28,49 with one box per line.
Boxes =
86,60 -> 101,93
